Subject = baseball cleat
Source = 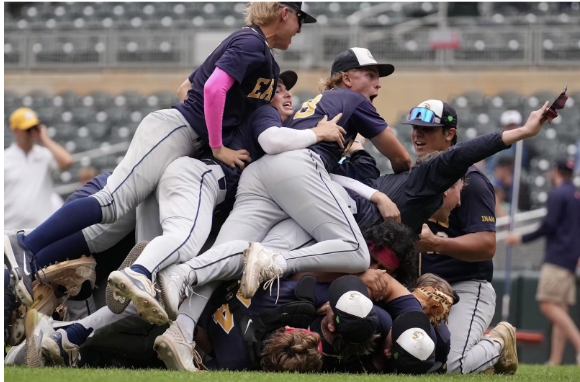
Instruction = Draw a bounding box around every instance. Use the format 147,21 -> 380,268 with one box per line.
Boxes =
156,264 -> 190,321
239,242 -> 283,300
107,268 -> 168,325
154,321 -> 199,372
25,309 -> 55,367
106,241 -> 149,314
9,284 -> 58,347
37,256 -> 96,298
489,322 -> 518,374
4,232 -> 35,307
41,329 -> 80,367
9,309 -> 26,346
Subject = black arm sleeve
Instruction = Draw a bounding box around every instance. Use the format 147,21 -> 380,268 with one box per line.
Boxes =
407,131 -> 508,198
331,150 -> 381,186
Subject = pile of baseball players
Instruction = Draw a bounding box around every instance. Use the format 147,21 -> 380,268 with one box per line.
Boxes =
5,2 -> 557,375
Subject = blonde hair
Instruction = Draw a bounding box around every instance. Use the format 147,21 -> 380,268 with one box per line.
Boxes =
244,2 -> 281,26
260,327 -> 323,373
415,273 -> 454,296
319,72 -> 345,92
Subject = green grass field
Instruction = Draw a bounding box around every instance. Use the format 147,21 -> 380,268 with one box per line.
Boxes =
4,365 -> 580,382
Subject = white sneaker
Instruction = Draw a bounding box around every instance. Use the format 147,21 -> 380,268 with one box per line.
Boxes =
41,329 -> 80,367
239,242 -> 283,300
489,322 -> 518,375
154,321 -> 198,372
157,264 -> 191,321
107,268 -> 168,325
5,341 -> 26,365
24,309 -> 55,367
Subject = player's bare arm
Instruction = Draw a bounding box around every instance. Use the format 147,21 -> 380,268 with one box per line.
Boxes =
177,78 -> 191,102
418,225 -> 496,261
370,127 -> 412,173
37,124 -> 74,170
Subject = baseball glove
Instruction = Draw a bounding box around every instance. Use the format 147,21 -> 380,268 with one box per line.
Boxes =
412,286 -> 454,328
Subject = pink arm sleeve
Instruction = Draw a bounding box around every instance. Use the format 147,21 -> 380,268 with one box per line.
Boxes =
204,67 -> 236,148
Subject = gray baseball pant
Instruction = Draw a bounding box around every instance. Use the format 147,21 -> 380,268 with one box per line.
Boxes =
446,280 -> 500,374
214,149 -> 370,275
90,109 -> 204,224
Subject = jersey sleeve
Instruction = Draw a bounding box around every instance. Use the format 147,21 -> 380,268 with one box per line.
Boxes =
251,106 -> 284,142
349,101 -> 388,139
455,170 -> 496,233
331,150 -> 380,186
215,35 -> 266,84
373,305 -> 393,340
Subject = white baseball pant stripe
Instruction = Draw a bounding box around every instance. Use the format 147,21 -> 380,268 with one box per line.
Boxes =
446,280 -> 500,374
90,108 -> 204,224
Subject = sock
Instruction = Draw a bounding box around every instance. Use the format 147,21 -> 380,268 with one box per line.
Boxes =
36,231 -> 91,268
64,323 -> 93,346
176,314 -> 196,344
129,265 -> 152,281
273,254 -> 288,274
23,197 -> 102,255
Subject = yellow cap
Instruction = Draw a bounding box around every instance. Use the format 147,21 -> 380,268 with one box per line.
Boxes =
9,108 -> 40,130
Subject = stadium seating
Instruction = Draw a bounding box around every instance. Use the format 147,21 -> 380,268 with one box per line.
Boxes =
5,88 -> 579,209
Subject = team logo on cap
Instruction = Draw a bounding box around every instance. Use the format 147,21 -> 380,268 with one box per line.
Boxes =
367,50 -> 374,60
412,330 -> 425,341
423,103 -> 431,110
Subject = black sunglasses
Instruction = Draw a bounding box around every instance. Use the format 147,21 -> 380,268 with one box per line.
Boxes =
26,125 -> 40,134
279,5 -> 304,28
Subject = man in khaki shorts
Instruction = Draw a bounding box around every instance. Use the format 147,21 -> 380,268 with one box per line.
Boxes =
507,157 -> 580,365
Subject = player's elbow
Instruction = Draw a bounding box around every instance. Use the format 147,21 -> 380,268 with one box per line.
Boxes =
391,155 -> 412,173
480,234 -> 496,260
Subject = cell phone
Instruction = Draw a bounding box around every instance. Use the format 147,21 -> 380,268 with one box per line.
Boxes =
545,85 -> 568,123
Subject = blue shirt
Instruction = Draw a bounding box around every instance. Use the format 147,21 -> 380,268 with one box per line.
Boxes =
199,279 -> 329,371
522,182 -> 580,272
284,88 -> 388,172
174,25 -> 280,147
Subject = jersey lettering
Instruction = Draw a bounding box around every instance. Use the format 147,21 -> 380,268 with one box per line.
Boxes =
481,216 -> 495,222
425,232 -> 449,254
212,292 -> 252,334
294,94 -> 323,119
248,78 -> 273,101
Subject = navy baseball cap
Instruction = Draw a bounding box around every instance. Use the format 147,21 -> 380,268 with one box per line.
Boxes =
279,70 -> 298,91
331,47 -> 395,78
554,157 -> 575,172
390,311 -> 436,374
281,2 -> 317,24
402,99 -> 458,130
329,275 -> 379,344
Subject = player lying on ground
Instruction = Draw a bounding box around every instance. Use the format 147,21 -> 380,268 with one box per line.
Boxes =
4,1 -> 316,309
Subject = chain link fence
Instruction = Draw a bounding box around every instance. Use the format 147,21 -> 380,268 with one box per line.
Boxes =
5,26 -> 580,70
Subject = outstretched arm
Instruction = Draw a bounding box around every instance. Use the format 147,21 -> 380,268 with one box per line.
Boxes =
370,127 -> 412,173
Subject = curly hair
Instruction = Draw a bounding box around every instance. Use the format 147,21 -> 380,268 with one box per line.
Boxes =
329,332 -> 380,361
260,327 -> 323,373
361,220 -> 419,287
415,151 -> 468,187
319,72 -> 345,92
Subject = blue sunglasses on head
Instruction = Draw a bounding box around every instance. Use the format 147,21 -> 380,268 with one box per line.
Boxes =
408,107 -> 442,124
279,4 -> 304,28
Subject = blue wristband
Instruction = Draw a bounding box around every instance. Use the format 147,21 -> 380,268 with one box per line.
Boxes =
354,139 -> 363,145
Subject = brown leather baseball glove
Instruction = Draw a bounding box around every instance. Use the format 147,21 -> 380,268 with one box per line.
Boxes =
412,286 -> 454,328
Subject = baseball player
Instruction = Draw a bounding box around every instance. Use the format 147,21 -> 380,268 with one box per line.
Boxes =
413,100 -> 552,374
5,2 -> 316,308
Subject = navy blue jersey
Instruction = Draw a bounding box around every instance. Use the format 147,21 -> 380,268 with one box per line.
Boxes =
66,172 -> 112,203
199,104 -> 281,214
199,279 -> 329,371
434,322 -> 451,371
380,295 -> 437,343
310,305 -> 393,373
284,88 -> 388,172
344,132 -> 507,234
522,182 -> 580,272
421,166 -> 496,284
174,25 -> 279,146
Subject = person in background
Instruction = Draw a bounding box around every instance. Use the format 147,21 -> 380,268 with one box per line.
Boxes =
493,156 -> 532,212
4,108 -> 73,230
79,167 -> 99,186
481,110 -> 534,176
506,157 -> 580,366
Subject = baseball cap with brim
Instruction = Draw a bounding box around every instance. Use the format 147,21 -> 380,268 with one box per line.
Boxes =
279,70 -> 298,91
554,157 -> 575,172
9,108 -> 40,130
331,47 -> 395,78
329,275 -> 379,344
402,99 -> 458,130
391,311 -> 436,374
281,2 -> 317,24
